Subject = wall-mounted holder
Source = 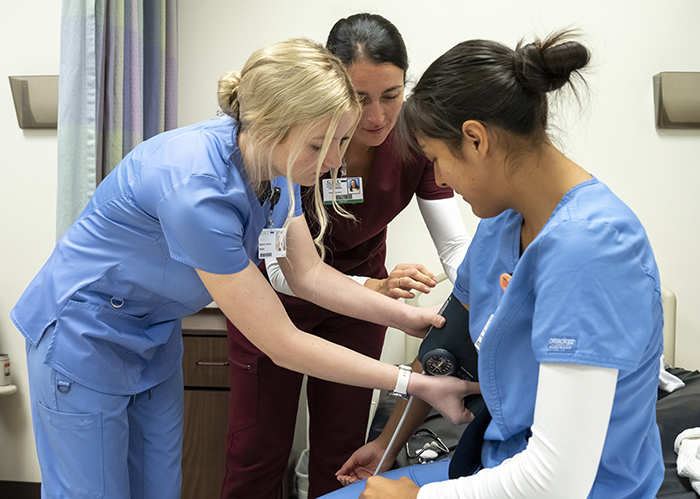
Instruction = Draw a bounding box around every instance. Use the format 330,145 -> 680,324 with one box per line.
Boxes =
653,72 -> 700,130
8,75 -> 59,129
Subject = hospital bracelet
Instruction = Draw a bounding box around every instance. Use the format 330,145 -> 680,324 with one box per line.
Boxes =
389,364 -> 412,399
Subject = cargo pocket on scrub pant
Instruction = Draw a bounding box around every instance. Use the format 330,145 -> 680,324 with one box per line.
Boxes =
34,401 -> 105,499
228,352 -> 259,433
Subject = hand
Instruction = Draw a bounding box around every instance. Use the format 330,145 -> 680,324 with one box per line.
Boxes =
374,263 -> 437,300
360,476 -> 420,499
411,374 -> 480,425
396,302 -> 445,339
336,440 -> 391,486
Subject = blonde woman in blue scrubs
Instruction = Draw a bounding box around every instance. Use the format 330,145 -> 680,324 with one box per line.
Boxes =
11,38 -> 475,499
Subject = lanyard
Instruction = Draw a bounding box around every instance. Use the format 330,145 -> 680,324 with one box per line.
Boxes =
267,187 -> 281,227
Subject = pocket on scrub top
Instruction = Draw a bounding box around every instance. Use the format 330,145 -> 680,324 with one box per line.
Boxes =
228,352 -> 259,433
34,402 -> 105,498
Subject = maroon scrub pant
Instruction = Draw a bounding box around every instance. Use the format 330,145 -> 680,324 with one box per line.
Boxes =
220,312 -> 387,499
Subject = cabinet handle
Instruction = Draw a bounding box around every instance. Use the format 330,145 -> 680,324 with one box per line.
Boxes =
195,361 -> 230,367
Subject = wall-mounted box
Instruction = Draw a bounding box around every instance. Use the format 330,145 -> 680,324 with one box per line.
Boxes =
8,75 -> 59,129
653,72 -> 700,130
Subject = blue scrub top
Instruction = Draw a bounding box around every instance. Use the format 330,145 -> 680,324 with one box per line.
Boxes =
11,115 -> 302,395
453,177 -> 664,497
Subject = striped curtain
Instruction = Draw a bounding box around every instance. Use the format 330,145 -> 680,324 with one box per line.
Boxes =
56,0 -> 177,238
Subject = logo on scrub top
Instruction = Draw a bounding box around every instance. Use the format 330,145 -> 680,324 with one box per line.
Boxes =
548,337 -> 577,352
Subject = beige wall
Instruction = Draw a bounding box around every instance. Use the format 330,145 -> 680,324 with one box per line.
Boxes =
0,1 -> 61,482
178,0 -> 700,369
2,0 -> 699,485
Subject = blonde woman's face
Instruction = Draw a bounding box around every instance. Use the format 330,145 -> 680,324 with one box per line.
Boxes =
347,60 -> 405,148
272,111 -> 356,186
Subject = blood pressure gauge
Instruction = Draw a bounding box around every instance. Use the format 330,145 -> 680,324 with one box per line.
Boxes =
422,348 -> 458,377
418,293 -> 478,382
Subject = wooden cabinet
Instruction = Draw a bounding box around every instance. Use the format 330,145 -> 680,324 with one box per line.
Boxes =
181,307 -> 230,499
180,306 -> 301,499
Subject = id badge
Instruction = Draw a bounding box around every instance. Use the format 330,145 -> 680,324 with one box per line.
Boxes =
258,228 -> 287,259
322,177 -> 364,204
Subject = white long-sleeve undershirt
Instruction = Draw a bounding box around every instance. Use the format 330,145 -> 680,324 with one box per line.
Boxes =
265,196 -> 472,296
416,196 -> 471,283
418,362 -> 618,499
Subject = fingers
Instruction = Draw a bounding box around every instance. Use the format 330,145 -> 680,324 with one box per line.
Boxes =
336,462 -> 352,477
386,264 -> 438,298
361,476 -> 421,499
337,474 -> 357,486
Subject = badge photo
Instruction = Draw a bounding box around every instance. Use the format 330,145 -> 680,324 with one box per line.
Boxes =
258,228 -> 287,259
322,177 -> 363,204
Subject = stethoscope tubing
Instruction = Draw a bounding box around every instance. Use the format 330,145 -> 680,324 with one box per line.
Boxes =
373,393 -> 416,475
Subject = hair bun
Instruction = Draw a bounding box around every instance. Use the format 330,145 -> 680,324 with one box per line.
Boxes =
217,70 -> 242,119
513,33 -> 589,94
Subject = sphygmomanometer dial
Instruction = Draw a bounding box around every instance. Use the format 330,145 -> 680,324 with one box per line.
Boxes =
423,348 -> 458,376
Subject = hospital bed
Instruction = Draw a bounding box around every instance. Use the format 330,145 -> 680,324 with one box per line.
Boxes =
370,277 -> 700,498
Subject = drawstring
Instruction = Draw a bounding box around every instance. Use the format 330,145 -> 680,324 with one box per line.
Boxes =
131,388 -> 154,404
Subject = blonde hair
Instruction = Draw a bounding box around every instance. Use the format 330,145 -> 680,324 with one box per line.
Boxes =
218,38 -> 361,258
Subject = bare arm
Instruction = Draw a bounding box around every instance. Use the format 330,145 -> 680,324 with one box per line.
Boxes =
266,257 -> 436,299
277,215 -> 442,337
198,263 -> 402,391
267,196 -> 470,300
337,354 -> 481,485
336,357 -> 436,485
196,217 -> 475,424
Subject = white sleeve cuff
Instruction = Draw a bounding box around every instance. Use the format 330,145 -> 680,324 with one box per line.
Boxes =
417,196 -> 471,283
349,275 -> 370,286
264,257 -> 296,297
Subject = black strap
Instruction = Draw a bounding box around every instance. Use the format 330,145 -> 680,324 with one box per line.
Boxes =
448,396 -> 492,479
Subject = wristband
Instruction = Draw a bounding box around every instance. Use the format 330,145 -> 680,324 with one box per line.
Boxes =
389,364 -> 412,399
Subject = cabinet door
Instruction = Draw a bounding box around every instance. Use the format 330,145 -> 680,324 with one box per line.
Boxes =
182,389 -> 229,499
182,336 -> 230,388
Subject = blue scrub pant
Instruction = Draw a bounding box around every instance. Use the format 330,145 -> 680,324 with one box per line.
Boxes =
26,331 -> 184,499
318,459 -> 450,498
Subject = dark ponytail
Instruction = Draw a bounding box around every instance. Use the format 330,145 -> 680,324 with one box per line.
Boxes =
399,30 -> 589,156
512,33 -> 590,94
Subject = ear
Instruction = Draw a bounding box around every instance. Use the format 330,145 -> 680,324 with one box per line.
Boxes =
461,121 -> 489,158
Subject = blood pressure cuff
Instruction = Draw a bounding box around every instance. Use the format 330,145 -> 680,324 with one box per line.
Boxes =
418,293 -> 491,478
418,293 -> 478,382
448,398 -> 492,479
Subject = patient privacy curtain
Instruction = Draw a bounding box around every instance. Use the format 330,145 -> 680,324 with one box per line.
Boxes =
56,0 -> 177,238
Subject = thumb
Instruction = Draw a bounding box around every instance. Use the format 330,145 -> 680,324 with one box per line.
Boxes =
432,313 -> 446,328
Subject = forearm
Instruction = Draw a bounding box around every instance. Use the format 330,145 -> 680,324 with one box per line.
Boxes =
418,363 -> 617,499
199,258 -> 474,427
290,264 -> 406,326
266,256 -> 369,297
376,357 -> 434,460
280,237 -> 427,334
198,263 -> 436,395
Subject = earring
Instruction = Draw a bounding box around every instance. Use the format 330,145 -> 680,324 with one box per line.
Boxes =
339,158 -> 347,177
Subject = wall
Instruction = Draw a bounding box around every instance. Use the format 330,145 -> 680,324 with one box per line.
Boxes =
178,0 -> 700,370
0,0 -> 61,482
